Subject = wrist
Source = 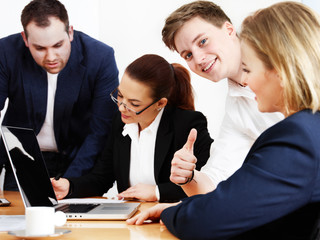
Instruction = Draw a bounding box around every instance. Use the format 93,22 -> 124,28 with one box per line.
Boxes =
155,185 -> 160,201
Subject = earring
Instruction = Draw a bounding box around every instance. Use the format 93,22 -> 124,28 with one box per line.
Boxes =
238,82 -> 247,87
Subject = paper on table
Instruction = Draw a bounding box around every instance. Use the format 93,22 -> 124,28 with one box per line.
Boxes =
58,198 -> 124,204
0,215 -> 25,232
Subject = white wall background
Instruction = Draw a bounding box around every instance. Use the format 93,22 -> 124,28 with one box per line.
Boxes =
1,0 -> 318,140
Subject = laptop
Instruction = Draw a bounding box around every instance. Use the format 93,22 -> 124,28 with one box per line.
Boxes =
0,125 -> 140,220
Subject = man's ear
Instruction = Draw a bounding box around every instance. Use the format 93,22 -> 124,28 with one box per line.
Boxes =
68,25 -> 74,42
21,31 -> 29,47
224,21 -> 236,36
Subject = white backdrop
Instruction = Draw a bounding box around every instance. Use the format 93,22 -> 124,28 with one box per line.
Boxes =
1,0 -> 316,140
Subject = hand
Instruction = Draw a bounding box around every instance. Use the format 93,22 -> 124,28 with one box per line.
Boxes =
117,183 -> 157,202
126,203 -> 176,225
51,178 -> 70,200
170,129 -> 197,185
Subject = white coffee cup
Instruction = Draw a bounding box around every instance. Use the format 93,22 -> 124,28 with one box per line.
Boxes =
25,207 -> 66,236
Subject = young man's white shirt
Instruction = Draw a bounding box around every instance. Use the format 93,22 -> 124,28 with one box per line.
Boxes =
201,80 -> 284,187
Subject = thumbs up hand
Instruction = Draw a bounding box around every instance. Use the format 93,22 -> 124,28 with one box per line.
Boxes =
170,129 -> 197,185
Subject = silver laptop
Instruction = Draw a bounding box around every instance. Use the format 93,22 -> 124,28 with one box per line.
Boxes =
0,125 -> 140,220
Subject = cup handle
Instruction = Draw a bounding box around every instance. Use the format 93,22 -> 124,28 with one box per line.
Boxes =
54,211 -> 66,226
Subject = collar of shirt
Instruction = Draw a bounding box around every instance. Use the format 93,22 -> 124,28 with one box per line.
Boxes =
122,107 -> 164,141
228,79 -> 256,99
124,108 -> 164,190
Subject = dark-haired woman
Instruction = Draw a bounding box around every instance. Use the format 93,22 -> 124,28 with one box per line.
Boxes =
52,54 -> 213,202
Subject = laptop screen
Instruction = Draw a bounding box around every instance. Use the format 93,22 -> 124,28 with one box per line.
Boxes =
1,126 -> 58,207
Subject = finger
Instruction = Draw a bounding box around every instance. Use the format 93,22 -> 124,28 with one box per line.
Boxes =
172,156 -> 196,169
170,175 -> 188,185
51,178 -> 56,185
183,128 -> 197,153
56,194 -> 63,200
171,167 -> 193,180
51,179 -> 60,189
126,214 -> 140,225
113,194 -> 124,200
127,211 -> 150,225
118,191 -> 136,199
119,187 -> 134,195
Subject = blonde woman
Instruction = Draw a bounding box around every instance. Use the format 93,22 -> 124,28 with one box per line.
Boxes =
128,2 -> 320,239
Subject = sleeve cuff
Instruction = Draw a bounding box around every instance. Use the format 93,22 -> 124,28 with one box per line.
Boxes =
65,179 -> 74,198
155,185 -> 160,201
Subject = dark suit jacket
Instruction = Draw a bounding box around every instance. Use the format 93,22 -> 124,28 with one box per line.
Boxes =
0,31 -> 119,177
161,109 -> 320,239
69,106 -> 213,202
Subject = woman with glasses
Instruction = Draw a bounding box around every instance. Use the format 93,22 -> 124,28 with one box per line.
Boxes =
52,54 -> 213,202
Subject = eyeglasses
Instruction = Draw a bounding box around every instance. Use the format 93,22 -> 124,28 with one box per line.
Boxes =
110,88 -> 159,115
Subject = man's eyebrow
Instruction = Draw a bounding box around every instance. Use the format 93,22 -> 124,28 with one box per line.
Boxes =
179,33 -> 205,57
192,33 -> 204,44
31,43 -> 44,48
242,62 -> 247,66
32,40 -> 64,48
53,40 -> 64,46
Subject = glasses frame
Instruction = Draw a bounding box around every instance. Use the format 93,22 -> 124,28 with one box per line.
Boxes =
110,89 -> 160,115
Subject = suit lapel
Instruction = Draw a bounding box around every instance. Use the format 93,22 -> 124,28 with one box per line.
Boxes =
117,130 -> 131,190
21,50 -> 47,134
154,107 -> 173,182
53,41 -> 86,143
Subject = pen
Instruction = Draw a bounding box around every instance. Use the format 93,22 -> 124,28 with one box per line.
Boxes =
54,173 -> 63,181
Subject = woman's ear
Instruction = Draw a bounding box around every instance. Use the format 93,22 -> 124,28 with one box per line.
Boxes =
277,73 -> 284,88
270,69 -> 283,88
157,98 -> 168,109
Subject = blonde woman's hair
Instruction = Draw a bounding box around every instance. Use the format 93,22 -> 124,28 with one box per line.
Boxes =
240,1 -> 320,114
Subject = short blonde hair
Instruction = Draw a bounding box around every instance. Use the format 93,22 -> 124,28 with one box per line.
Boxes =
240,1 -> 320,114
162,1 -> 231,52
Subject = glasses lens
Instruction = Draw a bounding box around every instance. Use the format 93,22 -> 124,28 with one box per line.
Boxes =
110,89 -> 136,113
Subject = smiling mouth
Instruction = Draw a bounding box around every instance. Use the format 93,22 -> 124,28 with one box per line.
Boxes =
202,58 -> 217,72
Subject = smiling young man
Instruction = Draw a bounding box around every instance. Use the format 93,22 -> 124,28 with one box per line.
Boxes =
160,1 -> 284,196
0,0 -> 119,190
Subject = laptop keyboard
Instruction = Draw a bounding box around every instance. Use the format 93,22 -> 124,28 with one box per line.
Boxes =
56,204 -> 99,213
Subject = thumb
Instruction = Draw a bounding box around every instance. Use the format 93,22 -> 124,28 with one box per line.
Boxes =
183,128 -> 197,153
